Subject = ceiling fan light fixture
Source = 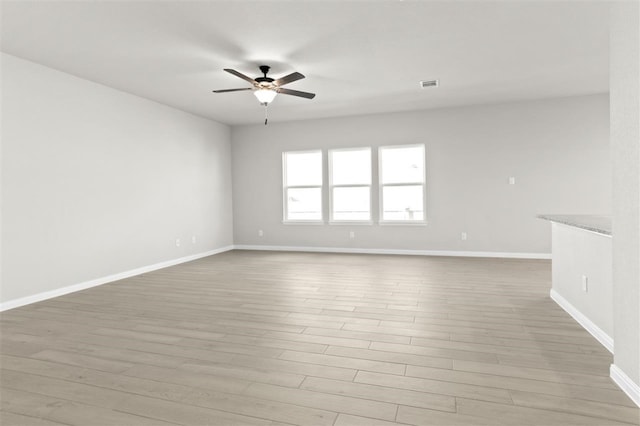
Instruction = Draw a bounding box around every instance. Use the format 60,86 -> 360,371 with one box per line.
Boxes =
254,88 -> 277,104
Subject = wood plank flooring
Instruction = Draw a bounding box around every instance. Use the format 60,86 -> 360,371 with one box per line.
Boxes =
1,250 -> 638,425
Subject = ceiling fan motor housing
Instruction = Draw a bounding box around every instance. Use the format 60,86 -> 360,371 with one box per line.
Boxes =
256,65 -> 275,85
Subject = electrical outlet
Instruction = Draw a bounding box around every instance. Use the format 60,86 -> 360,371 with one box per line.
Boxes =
461,232 -> 467,241
191,235 -> 197,244
258,230 -> 264,237
581,275 -> 588,292
175,238 -> 181,247
349,231 -> 355,239
509,177 -> 516,185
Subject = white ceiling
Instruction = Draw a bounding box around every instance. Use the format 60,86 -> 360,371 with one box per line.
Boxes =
1,1 -> 610,126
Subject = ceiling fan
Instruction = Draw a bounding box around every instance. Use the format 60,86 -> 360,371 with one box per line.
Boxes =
213,65 -> 316,124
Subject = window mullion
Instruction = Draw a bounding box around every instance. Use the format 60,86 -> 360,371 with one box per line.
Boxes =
287,185 -> 322,190
331,184 -> 371,189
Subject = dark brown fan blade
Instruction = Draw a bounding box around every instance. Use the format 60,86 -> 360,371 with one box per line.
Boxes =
274,72 -> 305,87
276,88 -> 316,99
224,69 -> 257,85
213,88 -> 253,93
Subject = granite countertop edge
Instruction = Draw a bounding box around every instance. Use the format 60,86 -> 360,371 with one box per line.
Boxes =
537,214 -> 612,236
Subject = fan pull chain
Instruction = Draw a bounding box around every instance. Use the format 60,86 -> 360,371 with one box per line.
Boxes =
264,104 -> 268,125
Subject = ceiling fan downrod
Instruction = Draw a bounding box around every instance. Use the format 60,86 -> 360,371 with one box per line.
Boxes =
258,65 -> 272,82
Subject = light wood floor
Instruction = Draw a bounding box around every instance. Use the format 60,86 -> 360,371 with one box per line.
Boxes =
1,250 -> 638,426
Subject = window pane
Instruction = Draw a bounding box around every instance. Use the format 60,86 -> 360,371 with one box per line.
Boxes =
333,187 -> 370,221
382,185 -> 424,221
285,151 -> 322,186
287,187 -> 322,220
331,149 -> 371,185
380,146 -> 424,184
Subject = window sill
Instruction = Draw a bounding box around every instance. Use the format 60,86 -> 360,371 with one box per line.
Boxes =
282,220 -> 325,225
378,221 -> 428,226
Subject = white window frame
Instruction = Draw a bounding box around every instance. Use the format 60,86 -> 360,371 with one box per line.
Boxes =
378,144 -> 427,225
282,150 -> 324,224
328,147 -> 373,225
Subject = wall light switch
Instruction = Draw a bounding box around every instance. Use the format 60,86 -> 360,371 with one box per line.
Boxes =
191,236 -> 197,244
175,238 -> 181,247
509,177 -> 516,185
461,232 -> 467,241
581,275 -> 588,292
258,230 -> 264,237
349,231 -> 355,239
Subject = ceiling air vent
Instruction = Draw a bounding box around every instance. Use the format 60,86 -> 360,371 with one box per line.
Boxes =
420,79 -> 439,89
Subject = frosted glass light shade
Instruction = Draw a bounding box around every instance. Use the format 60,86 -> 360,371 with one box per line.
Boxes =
254,89 -> 277,104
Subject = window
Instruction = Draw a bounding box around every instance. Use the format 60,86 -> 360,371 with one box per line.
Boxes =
329,148 -> 371,222
283,150 -> 323,222
379,144 -> 426,222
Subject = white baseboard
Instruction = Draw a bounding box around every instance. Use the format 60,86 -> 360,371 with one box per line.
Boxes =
550,288 -> 614,353
611,364 -> 640,407
233,244 -> 551,259
0,244 -> 549,311
0,245 -> 234,312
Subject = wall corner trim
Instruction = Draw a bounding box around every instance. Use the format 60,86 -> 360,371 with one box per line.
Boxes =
549,288 -> 614,353
233,244 -> 551,259
610,364 -> 640,407
0,245 -> 235,312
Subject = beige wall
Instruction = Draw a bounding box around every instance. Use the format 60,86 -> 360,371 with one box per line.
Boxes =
232,94 -> 610,255
0,53 -> 234,304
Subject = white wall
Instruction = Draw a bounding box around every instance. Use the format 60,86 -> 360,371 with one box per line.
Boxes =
0,53 -> 233,305
551,223 -> 613,340
610,0 -> 640,397
232,94 -> 610,255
